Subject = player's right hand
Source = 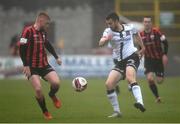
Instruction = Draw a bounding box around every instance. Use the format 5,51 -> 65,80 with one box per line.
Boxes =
56,58 -> 62,65
23,66 -> 31,78
99,35 -> 112,47
138,47 -> 145,59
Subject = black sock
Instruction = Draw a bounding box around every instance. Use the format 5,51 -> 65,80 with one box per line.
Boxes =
48,84 -> 59,97
107,89 -> 115,94
36,96 -> 48,113
149,82 -> 159,98
130,82 -> 138,88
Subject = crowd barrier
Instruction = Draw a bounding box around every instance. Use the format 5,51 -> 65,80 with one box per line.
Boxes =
0,55 -> 145,78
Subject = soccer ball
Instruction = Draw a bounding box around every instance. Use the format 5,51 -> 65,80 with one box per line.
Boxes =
72,77 -> 87,92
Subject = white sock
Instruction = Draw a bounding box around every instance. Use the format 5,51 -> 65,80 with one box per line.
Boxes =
132,85 -> 144,105
107,91 -> 120,112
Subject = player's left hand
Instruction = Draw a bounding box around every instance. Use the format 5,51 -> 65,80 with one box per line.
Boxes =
162,54 -> 168,68
56,58 -> 62,65
138,47 -> 145,59
23,66 -> 31,78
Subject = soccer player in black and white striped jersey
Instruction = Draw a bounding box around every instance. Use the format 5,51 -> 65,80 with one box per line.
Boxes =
99,12 -> 146,117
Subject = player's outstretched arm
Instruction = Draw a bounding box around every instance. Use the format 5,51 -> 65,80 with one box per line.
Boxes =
56,58 -> 62,65
162,40 -> 168,67
160,33 -> 169,67
19,41 -> 31,77
45,41 -> 62,65
99,35 -> 111,47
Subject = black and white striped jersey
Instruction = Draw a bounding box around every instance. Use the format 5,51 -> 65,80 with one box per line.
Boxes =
102,24 -> 138,61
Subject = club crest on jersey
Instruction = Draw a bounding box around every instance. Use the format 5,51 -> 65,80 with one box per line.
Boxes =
126,31 -> 130,36
43,35 -> 46,40
150,34 -> 155,40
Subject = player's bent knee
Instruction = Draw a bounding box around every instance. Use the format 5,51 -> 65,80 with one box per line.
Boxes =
126,78 -> 136,84
126,72 -> 136,83
54,77 -> 60,84
147,78 -> 155,85
52,83 -> 59,89
50,79 -> 60,86
35,88 -> 43,98
126,75 -> 136,84
147,77 -> 153,82
105,81 -> 114,90
147,76 -> 154,83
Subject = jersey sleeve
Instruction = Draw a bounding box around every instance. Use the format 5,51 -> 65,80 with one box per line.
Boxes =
154,28 -> 166,41
44,35 -> 59,59
154,28 -> 168,54
20,27 -> 30,44
159,32 -> 168,55
19,27 -> 31,66
102,28 -> 112,39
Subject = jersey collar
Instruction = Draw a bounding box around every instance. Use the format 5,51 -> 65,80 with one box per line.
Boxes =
112,24 -> 124,33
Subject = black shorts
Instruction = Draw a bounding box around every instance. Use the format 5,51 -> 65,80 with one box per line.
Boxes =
30,64 -> 55,79
144,58 -> 164,77
112,53 -> 140,79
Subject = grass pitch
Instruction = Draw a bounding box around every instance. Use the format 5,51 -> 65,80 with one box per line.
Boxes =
0,77 -> 180,123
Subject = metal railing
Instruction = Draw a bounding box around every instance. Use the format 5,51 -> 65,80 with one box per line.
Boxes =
115,0 -> 180,42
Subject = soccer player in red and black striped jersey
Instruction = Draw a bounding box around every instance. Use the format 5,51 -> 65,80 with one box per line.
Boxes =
140,17 -> 168,103
19,12 -> 62,120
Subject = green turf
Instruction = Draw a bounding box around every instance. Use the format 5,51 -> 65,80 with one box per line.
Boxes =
0,77 -> 180,123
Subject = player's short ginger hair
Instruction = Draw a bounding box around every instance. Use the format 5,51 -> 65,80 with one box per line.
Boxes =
36,12 -> 50,21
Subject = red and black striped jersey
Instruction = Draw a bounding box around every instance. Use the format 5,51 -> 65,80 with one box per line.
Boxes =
19,25 -> 58,68
140,28 -> 167,60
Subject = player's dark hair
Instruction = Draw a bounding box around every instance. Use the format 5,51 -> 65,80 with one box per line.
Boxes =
144,16 -> 152,19
106,12 -> 119,21
143,16 -> 152,21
